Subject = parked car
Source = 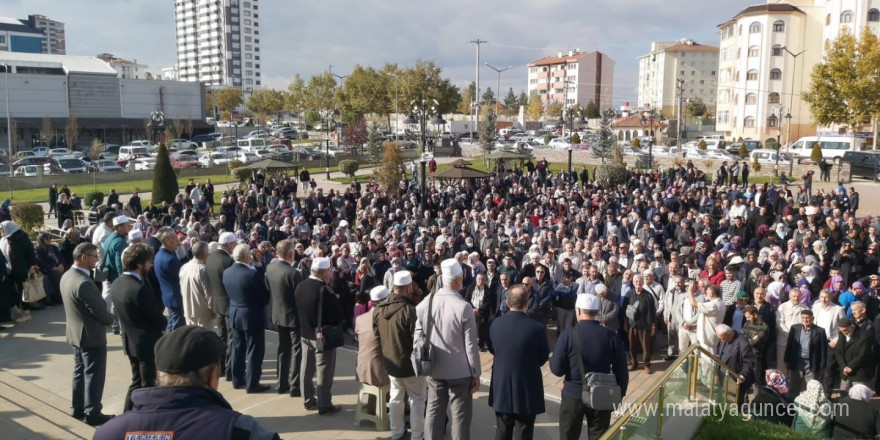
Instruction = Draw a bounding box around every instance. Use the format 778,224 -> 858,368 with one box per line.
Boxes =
548,138 -> 572,150
725,140 -> 761,156
191,133 -> 223,144
48,148 -> 72,157
749,149 -> 791,165
172,152 -> 201,168
31,146 -> 49,157
171,139 -> 198,150
133,157 -> 157,170
130,140 -> 157,148
118,146 -> 151,162
90,159 -> 125,173
14,151 -> 36,160
14,165 -> 39,176
12,156 -> 51,169
292,147 -> 326,160
233,151 -> 259,163
0,164 -> 10,177
253,148 -> 275,160
198,152 -> 231,167
840,150 -> 880,181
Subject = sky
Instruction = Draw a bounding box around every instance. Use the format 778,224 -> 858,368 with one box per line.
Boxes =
5,0 -> 753,110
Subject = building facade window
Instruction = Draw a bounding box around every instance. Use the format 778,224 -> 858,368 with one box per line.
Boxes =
745,93 -> 757,104
744,117 -> 755,128
770,69 -> 782,80
768,115 -> 779,127
773,20 -> 785,32
841,10 -> 854,23
869,8 -> 880,21
772,44 -> 783,56
747,70 -> 758,80
749,21 -> 761,33
768,92 -> 780,103
748,46 -> 759,57
826,14 -> 831,25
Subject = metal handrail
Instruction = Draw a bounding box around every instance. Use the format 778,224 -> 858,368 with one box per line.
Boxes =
599,344 -> 744,440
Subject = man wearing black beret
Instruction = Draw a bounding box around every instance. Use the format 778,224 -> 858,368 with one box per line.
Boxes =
92,326 -> 280,440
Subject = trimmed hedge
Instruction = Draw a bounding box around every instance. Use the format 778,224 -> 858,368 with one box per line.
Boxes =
338,160 -> 359,177
11,203 -> 44,237
84,191 -> 104,207
593,164 -> 627,185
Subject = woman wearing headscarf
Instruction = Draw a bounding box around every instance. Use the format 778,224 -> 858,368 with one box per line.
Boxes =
831,384 -> 880,439
797,265 -> 823,305
33,232 -> 65,304
1,221 -> 39,317
791,379 -> 832,437
749,369 -> 794,426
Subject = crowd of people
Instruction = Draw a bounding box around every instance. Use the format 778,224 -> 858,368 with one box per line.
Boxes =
0,156 -> 879,439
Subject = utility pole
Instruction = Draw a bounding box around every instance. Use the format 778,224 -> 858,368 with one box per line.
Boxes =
676,78 -> 685,155
471,39 -> 486,140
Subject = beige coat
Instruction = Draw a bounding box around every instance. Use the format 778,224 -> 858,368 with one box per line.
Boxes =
355,308 -> 390,387
179,259 -> 214,328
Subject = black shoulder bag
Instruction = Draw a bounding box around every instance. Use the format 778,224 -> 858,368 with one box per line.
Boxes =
315,285 -> 344,352
411,291 -> 437,376
572,325 -> 622,410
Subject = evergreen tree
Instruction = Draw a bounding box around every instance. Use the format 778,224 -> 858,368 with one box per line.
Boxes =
503,88 -> 518,115
481,108 -> 498,155
151,144 -> 179,204
518,91 -> 528,109
365,122 -> 384,165
481,87 -> 496,106
584,100 -> 600,119
592,109 -> 616,164
374,143 -> 404,193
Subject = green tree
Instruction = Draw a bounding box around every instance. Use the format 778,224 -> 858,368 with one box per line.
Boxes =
571,132 -> 581,144
396,60 -> 461,115
687,98 -> 708,118
246,89 -> 285,122
631,138 -> 640,148
738,144 -> 748,158
304,71 -> 338,112
304,110 -> 321,126
481,87 -> 496,106
810,143 -> 823,162
374,142 -> 404,193
527,92 -> 543,121
365,122 -> 384,164
803,28 -> 880,145
151,144 -> 178,204
592,109 -> 616,163
457,85 -> 474,115
481,108 -> 497,155
286,74 -> 307,116
338,159 -> 360,178
215,88 -> 243,120
584,100 -> 600,119
547,101 -> 563,118
518,91 -> 528,109
343,118 -> 368,153
336,65 -> 391,121
503,88 -> 519,116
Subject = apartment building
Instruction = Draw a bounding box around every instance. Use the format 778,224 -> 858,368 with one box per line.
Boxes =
0,14 -> 65,55
526,50 -> 615,111
96,53 -> 149,80
637,39 -> 718,119
174,0 -> 261,93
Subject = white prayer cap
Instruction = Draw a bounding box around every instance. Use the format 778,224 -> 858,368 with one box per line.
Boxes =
575,294 -> 599,311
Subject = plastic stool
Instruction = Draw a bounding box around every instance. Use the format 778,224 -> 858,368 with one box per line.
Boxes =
354,383 -> 390,430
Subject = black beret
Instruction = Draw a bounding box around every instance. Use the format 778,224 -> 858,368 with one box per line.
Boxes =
155,326 -> 225,374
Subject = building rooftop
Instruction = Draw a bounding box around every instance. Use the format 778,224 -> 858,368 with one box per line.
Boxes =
0,50 -> 117,75
719,3 -> 804,26
662,42 -> 719,53
529,51 -> 605,67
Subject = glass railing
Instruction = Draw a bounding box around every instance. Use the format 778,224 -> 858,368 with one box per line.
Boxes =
599,345 -> 744,440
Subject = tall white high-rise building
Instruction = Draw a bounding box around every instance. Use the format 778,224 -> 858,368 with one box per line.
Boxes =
174,0 -> 261,92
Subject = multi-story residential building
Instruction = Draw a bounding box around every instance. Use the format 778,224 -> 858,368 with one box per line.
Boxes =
96,53 -> 149,79
0,14 -> 65,54
174,0 -> 261,93
22,14 -> 65,54
526,50 -> 614,111
716,1 -> 880,146
637,39 -> 719,119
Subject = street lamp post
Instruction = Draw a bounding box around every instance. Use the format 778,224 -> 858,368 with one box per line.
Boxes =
323,109 -> 338,179
419,154 -> 427,213
641,104 -> 658,170
782,46 -> 806,176
405,99 -> 441,154
150,110 -> 165,146
2,63 -> 12,198
785,111 -> 793,175
484,63 -> 512,124
775,108 -> 782,176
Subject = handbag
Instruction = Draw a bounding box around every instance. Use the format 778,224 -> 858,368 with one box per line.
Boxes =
625,299 -> 640,323
22,272 -> 47,304
572,324 -> 622,410
315,284 -> 344,353
411,290 -> 437,376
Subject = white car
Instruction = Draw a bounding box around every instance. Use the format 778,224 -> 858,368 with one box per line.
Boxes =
133,157 -> 157,170
703,150 -> 736,160
171,139 -> 198,149
235,151 -> 259,163
547,138 -> 572,150
48,148 -> 71,157
31,146 -> 49,157
253,149 -> 274,160
198,152 -> 231,167
14,165 -> 39,176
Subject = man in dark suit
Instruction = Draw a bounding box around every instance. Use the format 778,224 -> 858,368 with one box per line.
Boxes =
464,273 -> 496,351
834,318 -> 875,388
206,232 -> 236,379
267,240 -> 303,396
784,309 -> 828,396
551,294 -> 629,440
60,242 -> 115,426
109,243 -> 167,412
223,243 -> 271,393
488,284 -> 549,440
295,257 -> 343,415
714,324 -> 756,405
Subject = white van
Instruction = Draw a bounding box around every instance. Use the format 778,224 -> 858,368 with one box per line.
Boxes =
118,146 -> 150,161
787,136 -> 867,163
236,138 -> 267,152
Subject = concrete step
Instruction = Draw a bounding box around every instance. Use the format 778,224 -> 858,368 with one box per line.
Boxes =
0,370 -> 95,440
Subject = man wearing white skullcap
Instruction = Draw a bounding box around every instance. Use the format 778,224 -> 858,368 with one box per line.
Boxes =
374,269 -> 427,440
354,286 -> 389,388
415,258 -> 480,439
294,256 -> 343,415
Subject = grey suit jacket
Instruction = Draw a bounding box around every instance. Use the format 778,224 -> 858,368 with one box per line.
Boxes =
413,288 -> 481,380
61,267 -> 114,348
266,259 -> 302,328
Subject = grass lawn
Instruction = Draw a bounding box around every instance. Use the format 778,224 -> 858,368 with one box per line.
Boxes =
694,415 -> 827,440
3,173 -> 239,205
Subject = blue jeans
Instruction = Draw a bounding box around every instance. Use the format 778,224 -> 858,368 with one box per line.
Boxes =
72,346 -> 107,417
166,306 -> 185,332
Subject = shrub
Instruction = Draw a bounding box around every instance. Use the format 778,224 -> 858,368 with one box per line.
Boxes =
570,132 -> 581,144
698,140 -> 707,150
593,164 -> 627,186
631,138 -> 640,148
83,191 -> 104,207
374,142 -> 403,192
544,132 -> 554,145
810,143 -> 823,162
672,156 -> 685,167
151,144 -> 179,204
338,159 -> 360,177
765,139 -> 778,151
11,204 -> 44,237
752,155 -> 762,172
738,144 -> 748,158
737,136 -> 744,142
232,167 -> 253,182
228,160 -> 245,171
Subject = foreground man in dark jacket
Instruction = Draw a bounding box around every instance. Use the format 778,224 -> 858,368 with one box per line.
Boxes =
93,326 -> 279,440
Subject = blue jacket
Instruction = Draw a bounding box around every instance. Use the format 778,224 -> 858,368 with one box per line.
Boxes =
154,247 -> 183,308
103,232 -> 127,282
93,386 -> 279,440
488,311 -> 549,415
223,262 -> 270,331
550,320 -> 629,401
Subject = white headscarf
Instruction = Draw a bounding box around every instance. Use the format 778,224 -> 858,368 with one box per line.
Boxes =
848,383 -> 874,402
